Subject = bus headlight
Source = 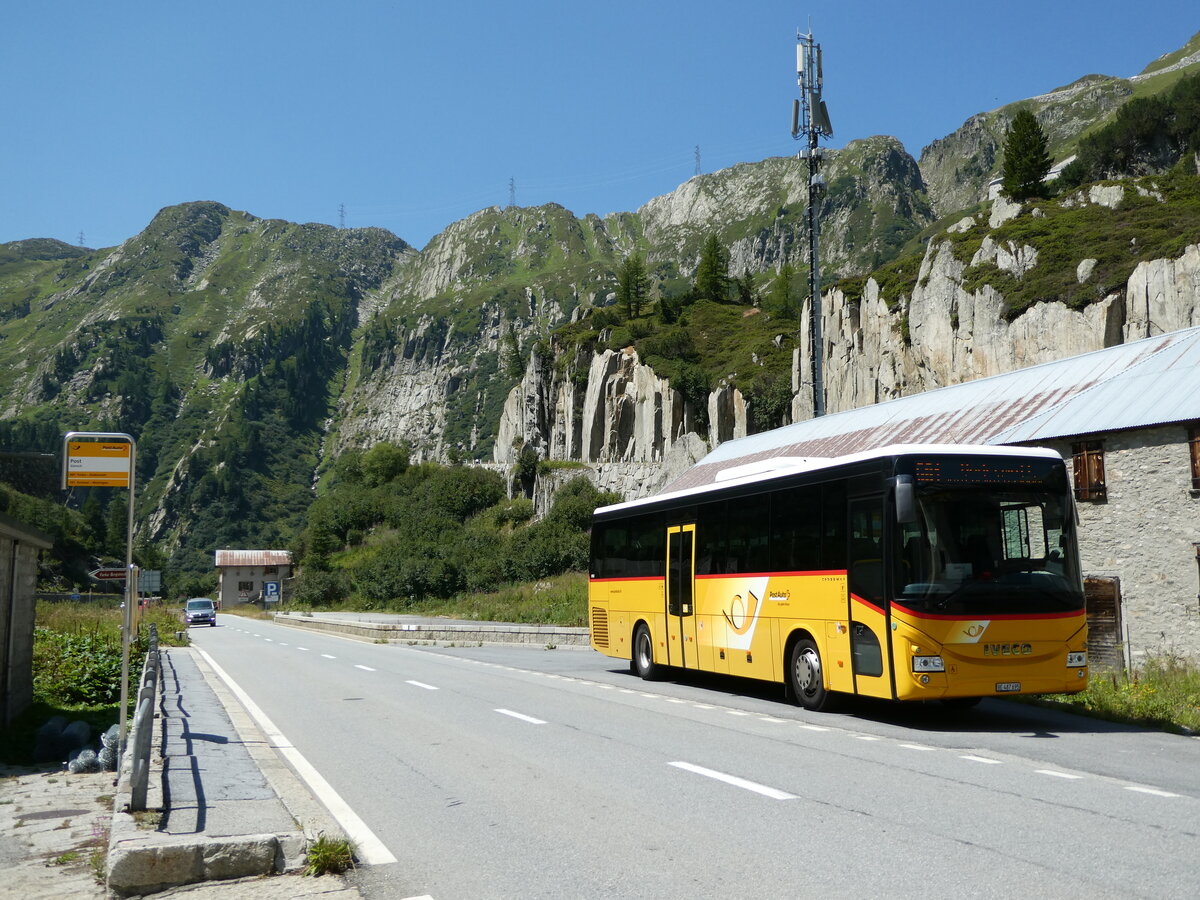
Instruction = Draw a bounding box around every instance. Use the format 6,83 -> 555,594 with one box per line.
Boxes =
1066,652 -> 1087,668
912,655 -> 945,673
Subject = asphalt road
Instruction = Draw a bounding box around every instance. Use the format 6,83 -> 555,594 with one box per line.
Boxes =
188,616 -> 1200,899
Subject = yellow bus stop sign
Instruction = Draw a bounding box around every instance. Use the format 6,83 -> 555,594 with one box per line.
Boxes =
66,440 -> 132,487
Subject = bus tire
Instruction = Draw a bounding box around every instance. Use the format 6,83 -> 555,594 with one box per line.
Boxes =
790,638 -> 834,711
632,624 -> 659,680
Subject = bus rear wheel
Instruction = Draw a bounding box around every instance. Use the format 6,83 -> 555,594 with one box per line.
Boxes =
632,624 -> 659,680
790,638 -> 834,711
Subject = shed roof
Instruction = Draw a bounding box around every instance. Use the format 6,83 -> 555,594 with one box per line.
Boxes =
214,550 -> 292,568
667,325 -> 1200,493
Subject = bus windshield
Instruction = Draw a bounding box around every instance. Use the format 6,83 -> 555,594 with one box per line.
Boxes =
894,486 -> 1083,616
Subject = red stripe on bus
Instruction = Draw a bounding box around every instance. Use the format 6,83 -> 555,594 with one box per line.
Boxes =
891,603 -> 1084,621
850,594 -> 886,616
694,570 -> 846,580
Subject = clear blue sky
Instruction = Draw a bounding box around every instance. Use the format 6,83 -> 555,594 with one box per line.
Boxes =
2,2 -> 1194,251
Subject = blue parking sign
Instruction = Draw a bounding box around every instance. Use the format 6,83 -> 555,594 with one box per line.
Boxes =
264,581 -> 280,599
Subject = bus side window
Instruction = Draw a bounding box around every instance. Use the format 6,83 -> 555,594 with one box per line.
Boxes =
771,485 -> 822,572
821,482 -> 847,570
697,500 -> 725,574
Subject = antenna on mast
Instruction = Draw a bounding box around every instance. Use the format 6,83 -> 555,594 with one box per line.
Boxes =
792,27 -> 833,418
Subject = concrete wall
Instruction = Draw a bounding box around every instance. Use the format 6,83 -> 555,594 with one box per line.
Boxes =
1045,424 -> 1200,666
0,515 -> 53,727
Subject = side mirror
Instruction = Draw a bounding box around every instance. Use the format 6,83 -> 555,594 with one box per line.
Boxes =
895,475 -> 916,524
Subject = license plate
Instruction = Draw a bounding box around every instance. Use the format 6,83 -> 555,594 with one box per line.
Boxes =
995,682 -> 1021,692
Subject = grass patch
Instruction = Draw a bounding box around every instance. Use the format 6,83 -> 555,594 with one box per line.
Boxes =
0,601 -> 187,765
304,833 -> 356,876
1039,657 -> 1200,734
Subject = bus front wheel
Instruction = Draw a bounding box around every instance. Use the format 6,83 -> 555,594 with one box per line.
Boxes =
790,638 -> 834,711
632,624 -> 659,680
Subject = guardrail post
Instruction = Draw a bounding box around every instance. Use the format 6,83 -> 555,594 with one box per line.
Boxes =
129,623 -> 160,812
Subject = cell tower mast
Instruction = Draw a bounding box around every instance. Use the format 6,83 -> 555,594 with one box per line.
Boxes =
792,28 -> 833,418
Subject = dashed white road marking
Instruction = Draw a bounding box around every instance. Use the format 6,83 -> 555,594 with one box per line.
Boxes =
669,761 -> 796,800
406,680 -> 439,690
961,755 -> 1003,765
1124,785 -> 1180,798
1037,769 -> 1083,779
321,654 -> 336,659
900,743 -> 935,751
355,665 -> 376,672
495,708 -> 546,725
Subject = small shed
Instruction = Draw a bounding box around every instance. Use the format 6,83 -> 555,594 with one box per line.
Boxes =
214,549 -> 293,607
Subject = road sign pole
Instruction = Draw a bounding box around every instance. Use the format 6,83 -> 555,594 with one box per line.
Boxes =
63,431 -> 137,755
119,443 -> 136,756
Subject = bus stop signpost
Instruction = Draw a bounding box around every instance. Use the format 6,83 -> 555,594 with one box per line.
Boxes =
63,432 -> 137,754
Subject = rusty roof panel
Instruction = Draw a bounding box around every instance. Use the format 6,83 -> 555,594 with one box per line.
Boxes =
214,550 -> 292,568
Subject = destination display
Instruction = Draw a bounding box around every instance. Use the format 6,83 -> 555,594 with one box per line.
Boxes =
906,455 -> 1061,487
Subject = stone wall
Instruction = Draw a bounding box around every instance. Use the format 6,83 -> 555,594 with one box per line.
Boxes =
0,515 -> 53,727
1044,425 -> 1200,665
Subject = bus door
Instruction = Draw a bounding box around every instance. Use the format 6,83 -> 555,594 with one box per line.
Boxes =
847,497 -> 894,699
665,524 -> 697,668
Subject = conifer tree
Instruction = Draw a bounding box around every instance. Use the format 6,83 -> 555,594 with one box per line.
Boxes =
693,234 -> 731,303
1001,109 -> 1053,200
617,252 -> 650,318
767,262 -> 797,317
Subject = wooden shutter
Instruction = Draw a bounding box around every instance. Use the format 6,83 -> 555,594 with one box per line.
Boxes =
1072,441 -> 1106,501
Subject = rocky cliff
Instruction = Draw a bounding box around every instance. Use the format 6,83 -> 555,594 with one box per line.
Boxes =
495,182 -> 1200,508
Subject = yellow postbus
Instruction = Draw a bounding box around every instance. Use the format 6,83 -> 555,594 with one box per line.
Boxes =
588,444 -> 1089,710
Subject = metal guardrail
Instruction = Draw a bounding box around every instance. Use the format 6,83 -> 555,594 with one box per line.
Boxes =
129,624 -> 159,812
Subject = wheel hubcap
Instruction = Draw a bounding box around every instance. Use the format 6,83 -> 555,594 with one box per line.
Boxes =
797,649 -> 820,695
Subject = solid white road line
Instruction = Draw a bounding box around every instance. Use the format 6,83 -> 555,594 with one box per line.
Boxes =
494,708 -> 547,725
406,680 -> 439,690
195,648 -> 397,864
669,761 -> 797,800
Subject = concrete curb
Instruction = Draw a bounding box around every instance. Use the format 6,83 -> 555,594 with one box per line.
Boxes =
273,613 -> 590,647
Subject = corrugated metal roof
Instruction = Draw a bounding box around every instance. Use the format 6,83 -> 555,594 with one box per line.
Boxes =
214,550 -> 292,567
667,326 -> 1200,492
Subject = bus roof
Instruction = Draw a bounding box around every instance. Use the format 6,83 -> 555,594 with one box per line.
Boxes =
593,443 -> 1062,518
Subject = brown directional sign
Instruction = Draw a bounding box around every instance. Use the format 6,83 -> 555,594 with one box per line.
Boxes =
90,568 -> 127,581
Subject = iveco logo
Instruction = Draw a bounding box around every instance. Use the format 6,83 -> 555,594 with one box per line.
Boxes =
983,643 -> 1033,656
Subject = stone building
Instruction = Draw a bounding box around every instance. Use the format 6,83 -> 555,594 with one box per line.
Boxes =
0,513 -> 53,727
665,325 -> 1200,668
214,550 -> 293,608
